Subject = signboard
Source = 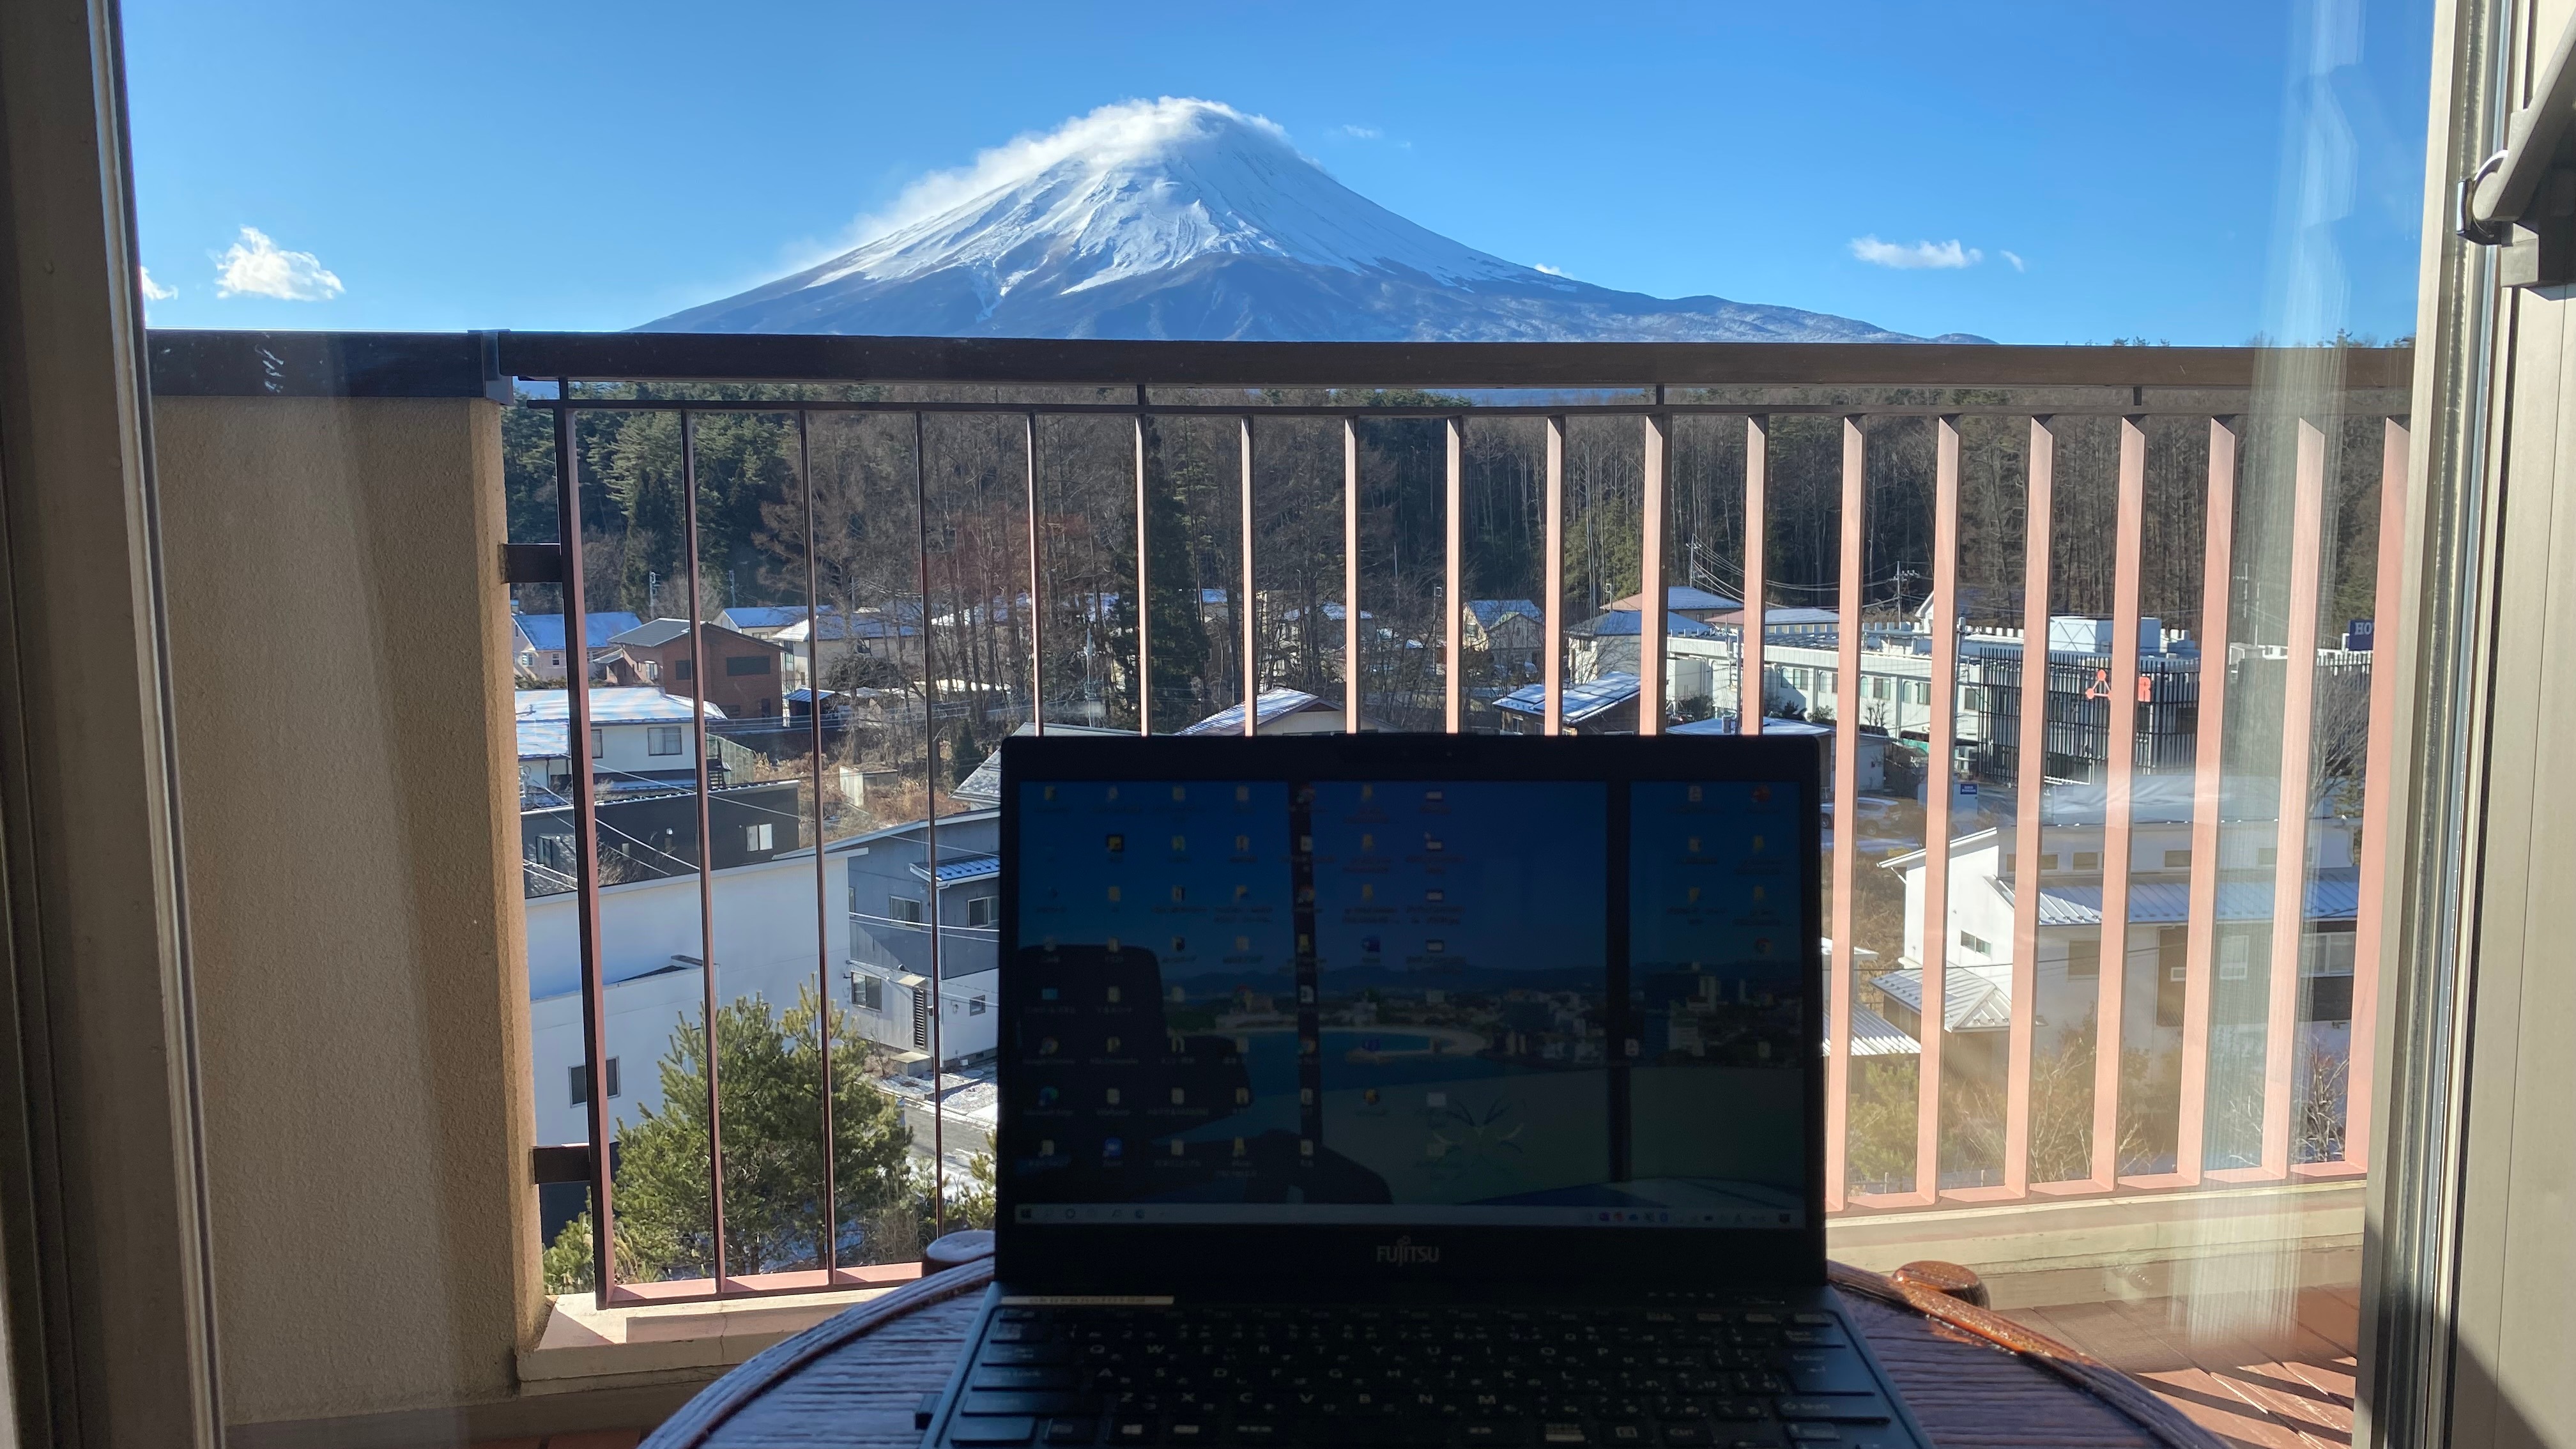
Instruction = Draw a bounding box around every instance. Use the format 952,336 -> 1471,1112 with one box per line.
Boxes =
2347,618 -> 2375,651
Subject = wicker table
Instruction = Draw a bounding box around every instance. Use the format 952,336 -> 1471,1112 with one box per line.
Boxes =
640,1255 -> 2221,1449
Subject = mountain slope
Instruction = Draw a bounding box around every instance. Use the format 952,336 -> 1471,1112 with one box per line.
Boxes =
644,99 -> 1982,343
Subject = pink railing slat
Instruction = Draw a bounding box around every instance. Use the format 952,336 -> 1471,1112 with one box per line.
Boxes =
2256,420 -> 2331,1177
2005,418 -> 2055,1193
1544,418 -> 1566,737
1830,420 -> 1885,1202
1344,419 -> 1361,730
1637,414 -> 1669,736
1446,417 -> 1465,734
2091,418 -> 2147,1189
1133,413 -> 1152,735
1915,419 -> 1961,1200
1239,417 -> 1257,738
2174,418 -> 2240,1184
1742,417 -> 1768,739
2344,419 -> 2409,1170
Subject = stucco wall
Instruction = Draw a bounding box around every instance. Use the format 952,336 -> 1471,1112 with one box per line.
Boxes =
151,396 -> 540,1425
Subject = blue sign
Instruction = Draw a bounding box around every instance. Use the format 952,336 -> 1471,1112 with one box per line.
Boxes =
1958,782 -> 1979,797
2348,618 -> 2375,651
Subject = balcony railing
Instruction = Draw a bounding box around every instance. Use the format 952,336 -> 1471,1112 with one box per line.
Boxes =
174,331 -> 2404,1308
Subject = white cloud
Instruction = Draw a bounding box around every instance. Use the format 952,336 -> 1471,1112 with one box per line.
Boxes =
1337,124 -> 1383,141
137,266 -> 176,302
1533,263 -> 1563,275
213,226 -> 344,301
1849,236 -> 1982,270
843,98 -> 1301,249
2001,250 -> 2027,273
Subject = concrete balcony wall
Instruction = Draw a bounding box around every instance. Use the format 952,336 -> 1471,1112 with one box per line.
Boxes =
151,395 -> 541,1428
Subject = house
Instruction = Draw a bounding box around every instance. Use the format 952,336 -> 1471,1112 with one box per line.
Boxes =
603,618 -> 788,719
714,604 -> 818,639
514,686 -> 732,793
510,610 -> 643,682
1607,585 -> 1742,625
842,811 -> 1004,1071
1462,599 -> 1544,679
519,778 -> 801,893
1670,717 -> 1886,792
1177,687 -> 1384,735
774,607 -> 920,693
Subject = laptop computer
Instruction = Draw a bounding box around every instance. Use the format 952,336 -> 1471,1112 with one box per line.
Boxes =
919,733 -> 1931,1449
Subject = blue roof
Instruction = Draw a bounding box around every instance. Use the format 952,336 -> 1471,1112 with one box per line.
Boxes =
1177,687 -> 1323,735
1578,610 -> 1718,639
1494,673 -> 1639,724
1998,874 -> 2360,926
514,611 -> 643,653
514,687 -> 728,724
910,854 -> 1001,887
1466,599 -> 1543,628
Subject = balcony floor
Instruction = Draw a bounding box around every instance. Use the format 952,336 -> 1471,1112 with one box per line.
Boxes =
2011,1285 -> 2361,1448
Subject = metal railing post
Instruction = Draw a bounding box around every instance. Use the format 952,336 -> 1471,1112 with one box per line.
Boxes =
2091,417 -> 2148,1188
678,410 -> 728,1284
2256,419 -> 2331,1177
2176,418 -> 2241,1183
555,381 -> 619,1305
1134,399 -> 1152,735
2345,418 -> 2410,1170
1025,412 -> 1044,736
1637,410 -> 1669,735
1344,418 -> 1361,731
1913,418 -> 1959,1200
1445,416 -> 1464,734
1240,415 -> 1257,737
800,413 -> 837,1274
2005,418 -> 2055,1193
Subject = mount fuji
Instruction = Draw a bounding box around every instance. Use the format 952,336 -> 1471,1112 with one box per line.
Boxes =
643,99 -> 1984,344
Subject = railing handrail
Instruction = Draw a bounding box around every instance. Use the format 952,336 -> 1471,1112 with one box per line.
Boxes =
142,328 -> 2418,398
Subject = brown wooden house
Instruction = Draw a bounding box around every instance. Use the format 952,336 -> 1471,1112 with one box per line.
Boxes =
601,618 -> 788,719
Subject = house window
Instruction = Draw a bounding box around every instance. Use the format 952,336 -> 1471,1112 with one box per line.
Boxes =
2220,935 -> 2251,981
2257,846 -> 2279,867
648,726 -> 683,756
2067,939 -> 2101,979
643,661 -> 660,682
590,728 -> 604,757
569,1058 -> 621,1106
969,995 -> 988,1016
1959,685 -> 1983,712
967,895 -> 999,928
726,654 -> 773,676
675,658 -> 694,680
891,896 -> 926,925
1958,930 -> 1990,955
746,822 -> 774,850
2073,851 -> 2101,871
852,972 -> 884,1011
2163,848 -> 2193,869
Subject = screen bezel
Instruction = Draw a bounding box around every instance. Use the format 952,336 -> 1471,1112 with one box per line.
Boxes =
993,732 -> 1827,1298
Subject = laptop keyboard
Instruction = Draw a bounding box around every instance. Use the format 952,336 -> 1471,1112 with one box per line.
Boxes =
942,1302 -> 1910,1448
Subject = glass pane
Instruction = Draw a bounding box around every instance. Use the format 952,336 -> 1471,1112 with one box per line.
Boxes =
1459,418 -> 1550,733
1558,415 -> 1643,734
1354,413 -> 1450,732
1036,414 -> 1142,731
1142,417 -> 1243,734
1659,413 -> 1747,730
1251,417 -> 1346,714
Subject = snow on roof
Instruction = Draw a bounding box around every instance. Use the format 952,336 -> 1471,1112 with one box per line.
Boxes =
1994,873 -> 2361,926
1494,673 -> 1638,723
514,612 -> 643,653
514,687 -> 728,725
1465,599 -> 1543,628
1574,610 -> 1719,640
1177,688 -> 1325,735
953,723 -> 1140,805
717,604 -> 835,631
1830,999 -> 1921,1057
1873,967 -> 2013,1032
1609,586 -> 1742,613
608,617 -> 694,648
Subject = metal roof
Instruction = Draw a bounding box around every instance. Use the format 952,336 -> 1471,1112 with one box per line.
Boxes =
514,687 -> 728,724
910,854 -> 1001,887
1465,599 -> 1543,628
607,617 -> 694,648
1995,873 -> 2361,926
953,723 -> 1140,805
1872,967 -> 2014,1032
1574,610 -> 1719,640
513,611 -> 642,653
1177,687 -> 1324,736
1826,1000 -> 1922,1057
1494,673 -> 1638,723
1609,586 -> 1742,613
717,605 -> 833,631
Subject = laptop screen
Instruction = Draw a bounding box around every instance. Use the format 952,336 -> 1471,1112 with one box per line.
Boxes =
1000,745 -> 1815,1238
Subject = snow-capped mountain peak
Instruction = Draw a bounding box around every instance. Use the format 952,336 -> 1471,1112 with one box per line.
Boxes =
805,99 -> 1530,300
643,98 -> 1982,343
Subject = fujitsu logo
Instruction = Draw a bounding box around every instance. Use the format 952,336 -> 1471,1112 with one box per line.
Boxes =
1375,1236 -> 1440,1266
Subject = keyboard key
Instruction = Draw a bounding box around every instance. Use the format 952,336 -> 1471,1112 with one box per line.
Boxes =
1045,1420 -> 1100,1446
1785,1427 -> 1839,1442
1777,1397 -> 1891,1424
977,1367 -> 1080,1390
1542,1425 -> 1589,1445
954,1418 -> 1038,1446
1109,1418 -> 1154,1445
1460,1423 -> 1529,1445
988,1344 -> 1075,1365
1163,1420 -> 1213,1443
1659,1427 -> 1711,1446
1226,1422 -> 1285,1445
1602,1425 -> 1652,1444
969,1393 -> 1096,1417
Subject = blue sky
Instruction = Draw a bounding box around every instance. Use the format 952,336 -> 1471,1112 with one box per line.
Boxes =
122,1 -> 2432,345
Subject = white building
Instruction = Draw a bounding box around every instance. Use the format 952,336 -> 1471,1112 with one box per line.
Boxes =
514,687 -> 728,796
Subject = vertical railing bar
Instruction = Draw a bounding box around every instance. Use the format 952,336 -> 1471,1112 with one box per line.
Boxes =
800,413 -> 836,1275
1543,418 -> 1566,736
2004,417 -> 2054,1193
914,410 -> 946,1236
1241,415 -> 1257,738
2175,418 -> 2240,1183
1445,416 -> 1464,734
2344,419 -> 2409,1170
1133,397 -> 1151,735
2260,419 -> 2329,1177
1637,411 -> 1669,735
1915,417 -> 1959,1201
555,379 -> 618,1307
1025,412 -> 1044,738
679,410 -> 728,1287
1343,418 -> 1361,731
2092,417 -> 2147,1188
1834,410 -> 1875,1186
1742,417 -> 1768,738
